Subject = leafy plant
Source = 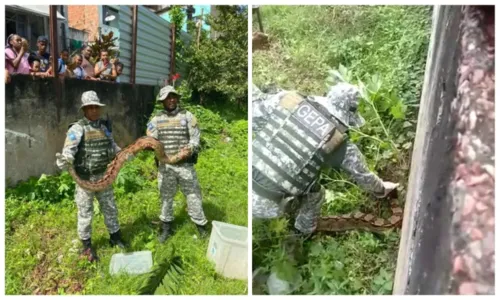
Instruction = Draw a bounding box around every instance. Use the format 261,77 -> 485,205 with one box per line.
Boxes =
6,171 -> 75,204
170,5 -> 248,109
88,31 -> 119,65
138,248 -> 184,295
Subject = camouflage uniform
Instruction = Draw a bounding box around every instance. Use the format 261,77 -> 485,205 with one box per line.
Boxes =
56,91 -> 124,255
252,83 -> 389,234
147,86 -> 208,227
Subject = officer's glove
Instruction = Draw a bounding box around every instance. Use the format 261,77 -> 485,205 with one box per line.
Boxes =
375,181 -> 399,199
55,153 -> 69,171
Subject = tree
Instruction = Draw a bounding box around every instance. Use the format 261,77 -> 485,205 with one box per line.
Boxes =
171,6 -> 248,110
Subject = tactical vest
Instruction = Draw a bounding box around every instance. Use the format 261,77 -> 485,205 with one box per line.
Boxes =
252,92 -> 346,196
73,119 -> 114,179
156,110 -> 190,156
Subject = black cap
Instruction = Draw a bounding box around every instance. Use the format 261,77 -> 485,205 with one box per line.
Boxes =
37,35 -> 49,43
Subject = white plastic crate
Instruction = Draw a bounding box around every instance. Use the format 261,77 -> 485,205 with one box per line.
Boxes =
206,221 -> 248,280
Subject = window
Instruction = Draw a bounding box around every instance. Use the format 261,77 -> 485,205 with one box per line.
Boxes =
5,9 -> 47,51
29,15 -> 46,51
5,11 -> 18,38
102,6 -> 119,29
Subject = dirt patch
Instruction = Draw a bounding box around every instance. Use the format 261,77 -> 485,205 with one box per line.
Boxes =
28,229 -> 86,295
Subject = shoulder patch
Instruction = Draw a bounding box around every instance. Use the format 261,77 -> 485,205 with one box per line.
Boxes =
64,129 -> 80,146
68,132 -> 77,141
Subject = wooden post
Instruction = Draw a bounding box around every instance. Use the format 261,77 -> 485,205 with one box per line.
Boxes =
130,5 -> 138,84
196,8 -> 204,48
49,6 -> 59,77
169,23 -> 176,84
255,6 -> 264,33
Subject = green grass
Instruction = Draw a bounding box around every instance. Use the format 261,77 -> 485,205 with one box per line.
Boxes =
5,108 -> 248,295
252,5 -> 431,295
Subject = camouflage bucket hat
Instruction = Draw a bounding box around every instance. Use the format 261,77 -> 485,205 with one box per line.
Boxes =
156,85 -> 181,102
324,83 -> 365,128
80,91 -> 105,109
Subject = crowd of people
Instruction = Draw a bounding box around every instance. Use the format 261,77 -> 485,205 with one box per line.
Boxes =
5,34 -> 124,84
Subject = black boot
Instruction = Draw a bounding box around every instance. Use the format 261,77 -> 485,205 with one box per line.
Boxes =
158,221 -> 173,243
292,228 -> 314,241
109,230 -> 127,249
196,224 -> 209,238
81,238 -> 99,263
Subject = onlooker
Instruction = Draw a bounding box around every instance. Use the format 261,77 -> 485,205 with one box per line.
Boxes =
5,68 -> 11,83
71,54 -> 85,79
5,34 -> 30,75
27,56 -> 49,78
30,58 -> 41,72
31,36 -> 51,75
114,62 -> 124,83
80,45 -> 95,78
94,50 -> 116,81
70,54 -> 98,81
57,49 -> 70,77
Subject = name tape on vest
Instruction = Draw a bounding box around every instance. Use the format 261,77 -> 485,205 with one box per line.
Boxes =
84,130 -> 106,141
293,102 -> 334,139
158,119 -> 184,128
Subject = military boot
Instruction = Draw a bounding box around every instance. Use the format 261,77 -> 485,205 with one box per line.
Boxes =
292,227 -> 315,241
196,224 -> 209,238
158,221 -> 173,243
109,229 -> 127,249
81,238 -> 99,263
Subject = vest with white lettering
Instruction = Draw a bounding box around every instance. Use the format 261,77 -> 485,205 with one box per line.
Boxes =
252,92 -> 346,196
73,119 -> 114,179
156,109 -> 190,156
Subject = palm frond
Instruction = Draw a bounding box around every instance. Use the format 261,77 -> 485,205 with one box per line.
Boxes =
137,248 -> 184,295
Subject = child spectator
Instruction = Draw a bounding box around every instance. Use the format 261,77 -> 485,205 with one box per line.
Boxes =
115,62 -> 124,83
57,49 -> 70,77
71,54 -> 86,79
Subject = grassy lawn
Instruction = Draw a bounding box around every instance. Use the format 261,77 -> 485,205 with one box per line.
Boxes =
252,5 -> 432,295
5,106 -> 248,295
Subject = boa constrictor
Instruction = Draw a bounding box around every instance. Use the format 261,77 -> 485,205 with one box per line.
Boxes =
61,136 -> 191,192
317,199 -> 404,234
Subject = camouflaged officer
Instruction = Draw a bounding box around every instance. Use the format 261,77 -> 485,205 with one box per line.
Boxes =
252,82 -> 399,236
55,91 -> 126,262
147,85 -> 208,243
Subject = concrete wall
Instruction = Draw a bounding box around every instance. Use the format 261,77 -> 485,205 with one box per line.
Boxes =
393,5 -> 462,294
393,5 -> 494,295
5,75 -> 156,186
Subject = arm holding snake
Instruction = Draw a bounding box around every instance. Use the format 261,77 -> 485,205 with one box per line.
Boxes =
56,123 -> 84,171
326,140 -> 399,198
55,117 -> 188,191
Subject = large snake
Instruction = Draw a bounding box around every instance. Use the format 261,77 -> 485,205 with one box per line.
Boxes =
317,197 -> 404,234
62,136 -> 191,192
